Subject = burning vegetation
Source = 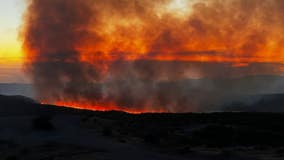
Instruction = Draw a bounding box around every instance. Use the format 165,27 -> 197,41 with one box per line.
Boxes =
21,0 -> 284,112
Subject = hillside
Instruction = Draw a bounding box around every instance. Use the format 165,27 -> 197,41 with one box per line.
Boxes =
0,95 -> 283,159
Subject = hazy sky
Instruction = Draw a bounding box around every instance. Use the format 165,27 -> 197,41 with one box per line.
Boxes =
0,0 -> 26,83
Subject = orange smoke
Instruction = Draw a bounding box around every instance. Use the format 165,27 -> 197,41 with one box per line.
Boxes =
21,0 -> 284,112
23,0 -> 284,65
74,0 -> 284,66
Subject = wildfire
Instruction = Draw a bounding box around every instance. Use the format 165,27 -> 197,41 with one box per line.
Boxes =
47,101 -> 167,114
22,0 -> 284,112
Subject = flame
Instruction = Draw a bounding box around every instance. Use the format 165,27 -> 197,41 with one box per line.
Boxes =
43,101 -> 167,114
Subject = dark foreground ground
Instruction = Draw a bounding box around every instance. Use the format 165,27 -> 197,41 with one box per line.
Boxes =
0,95 -> 284,160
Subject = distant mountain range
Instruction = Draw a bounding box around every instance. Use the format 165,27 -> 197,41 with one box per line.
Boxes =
222,94 -> 284,112
0,83 -> 34,98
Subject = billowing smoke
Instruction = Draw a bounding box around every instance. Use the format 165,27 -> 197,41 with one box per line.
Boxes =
21,0 -> 284,112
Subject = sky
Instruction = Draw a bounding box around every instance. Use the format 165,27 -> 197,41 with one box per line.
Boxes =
0,0 -> 26,83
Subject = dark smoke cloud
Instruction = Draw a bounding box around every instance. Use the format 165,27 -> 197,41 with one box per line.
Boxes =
21,0 -> 284,112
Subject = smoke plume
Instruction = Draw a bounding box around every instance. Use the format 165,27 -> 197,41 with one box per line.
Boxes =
22,0 -> 284,112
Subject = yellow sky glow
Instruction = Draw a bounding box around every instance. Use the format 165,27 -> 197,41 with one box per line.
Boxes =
0,0 -> 25,82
